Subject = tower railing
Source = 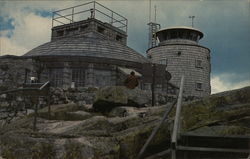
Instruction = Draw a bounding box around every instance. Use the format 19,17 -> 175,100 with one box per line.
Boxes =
52,1 -> 128,33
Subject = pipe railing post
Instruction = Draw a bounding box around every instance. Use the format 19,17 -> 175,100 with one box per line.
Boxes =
171,75 -> 185,159
33,97 -> 39,131
137,100 -> 177,159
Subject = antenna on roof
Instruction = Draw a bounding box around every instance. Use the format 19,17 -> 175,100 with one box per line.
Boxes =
154,5 -> 157,23
149,0 -> 151,22
189,15 -> 195,27
147,1 -> 161,49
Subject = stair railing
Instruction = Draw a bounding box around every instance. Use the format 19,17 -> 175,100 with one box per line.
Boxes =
171,75 -> 185,159
137,75 -> 184,159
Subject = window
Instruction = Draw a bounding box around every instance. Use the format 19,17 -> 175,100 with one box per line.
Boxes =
170,31 -> 178,39
144,83 -> 151,90
93,70 -> 112,87
66,27 -> 78,35
159,59 -> 167,65
49,68 -> 63,87
156,84 -> 162,92
195,59 -> 203,68
57,30 -> 64,37
177,51 -> 182,56
97,26 -> 105,34
72,68 -> 85,87
116,35 -> 123,41
196,82 -> 203,90
80,25 -> 88,32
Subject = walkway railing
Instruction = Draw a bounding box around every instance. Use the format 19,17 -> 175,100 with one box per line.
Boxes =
52,1 -> 128,33
0,81 -> 51,131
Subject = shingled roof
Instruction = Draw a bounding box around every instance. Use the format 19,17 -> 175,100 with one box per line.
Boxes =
23,36 -> 149,64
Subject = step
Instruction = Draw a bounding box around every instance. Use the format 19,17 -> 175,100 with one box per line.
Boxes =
176,146 -> 249,159
180,134 -> 250,149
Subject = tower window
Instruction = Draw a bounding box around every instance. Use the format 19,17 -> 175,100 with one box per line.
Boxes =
97,26 -> 105,34
196,59 -> 203,68
196,82 -> 203,90
177,51 -> 182,56
160,58 -> 167,65
116,35 -> 122,41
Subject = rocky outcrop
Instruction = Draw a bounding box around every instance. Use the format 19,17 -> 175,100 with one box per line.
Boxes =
0,102 -> 171,159
93,86 -> 152,112
1,86 -> 250,159
181,86 -> 250,136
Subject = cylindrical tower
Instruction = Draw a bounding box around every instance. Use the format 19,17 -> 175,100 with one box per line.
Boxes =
147,26 -> 211,98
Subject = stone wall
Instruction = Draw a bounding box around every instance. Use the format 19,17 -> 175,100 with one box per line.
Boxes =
0,56 -> 33,91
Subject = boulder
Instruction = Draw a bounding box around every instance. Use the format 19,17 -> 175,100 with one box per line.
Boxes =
0,102 -> 170,159
181,86 -> 250,136
26,103 -> 93,121
93,86 -> 151,112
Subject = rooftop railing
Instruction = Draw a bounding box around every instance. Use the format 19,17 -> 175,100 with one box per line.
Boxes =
52,1 -> 128,33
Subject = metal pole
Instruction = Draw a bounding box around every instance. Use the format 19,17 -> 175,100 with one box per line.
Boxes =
48,83 -> 51,120
111,12 -> 113,25
149,0 -> 151,22
33,97 -> 39,131
24,69 -> 28,83
137,100 -> 177,159
154,5 -> 157,23
126,20 -> 128,33
189,16 -> 195,27
93,1 -> 96,18
151,64 -> 156,106
72,7 -> 74,23
52,13 -> 54,28
171,75 -> 185,159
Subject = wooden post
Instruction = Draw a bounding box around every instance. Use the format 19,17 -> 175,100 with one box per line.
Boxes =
171,75 -> 185,159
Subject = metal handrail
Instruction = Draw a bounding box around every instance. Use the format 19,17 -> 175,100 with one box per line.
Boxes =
137,75 -> 185,159
0,81 -> 50,95
137,100 -> 177,159
171,75 -> 185,159
0,81 -> 51,131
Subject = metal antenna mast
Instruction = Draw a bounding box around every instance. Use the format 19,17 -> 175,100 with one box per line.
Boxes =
148,1 -> 161,49
189,15 -> 195,27
154,5 -> 157,23
149,0 -> 151,22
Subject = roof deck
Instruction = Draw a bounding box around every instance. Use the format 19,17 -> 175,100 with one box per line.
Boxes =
52,1 -> 128,33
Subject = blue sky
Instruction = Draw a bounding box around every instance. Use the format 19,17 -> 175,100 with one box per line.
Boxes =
0,0 -> 249,93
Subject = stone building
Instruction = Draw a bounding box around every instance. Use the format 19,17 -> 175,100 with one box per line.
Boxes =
1,2 -> 212,99
147,27 -> 211,98
18,2 -> 173,93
